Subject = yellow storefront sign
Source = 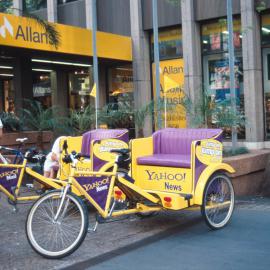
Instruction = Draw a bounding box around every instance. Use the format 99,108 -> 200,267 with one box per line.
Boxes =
152,58 -> 186,128
0,12 -> 132,61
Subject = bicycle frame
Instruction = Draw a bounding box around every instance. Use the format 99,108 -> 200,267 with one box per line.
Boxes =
0,158 -> 63,203
60,158 -> 161,219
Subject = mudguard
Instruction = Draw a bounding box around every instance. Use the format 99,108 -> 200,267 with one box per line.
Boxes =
194,163 -> 235,205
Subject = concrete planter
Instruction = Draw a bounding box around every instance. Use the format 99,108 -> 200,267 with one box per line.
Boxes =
224,150 -> 270,196
0,131 -> 54,151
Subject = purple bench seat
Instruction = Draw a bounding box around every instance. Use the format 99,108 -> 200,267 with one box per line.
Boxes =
137,154 -> 191,168
81,129 -> 129,156
136,128 -> 222,168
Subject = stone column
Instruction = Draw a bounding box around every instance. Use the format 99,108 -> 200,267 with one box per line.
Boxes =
241,0 -> 264,144
85,0 -> 93,30
130,0 -> 152,137
47,0 -> 57,22
13,55 -> 33,110
181,0 -> 202,107
12,0 -> 23,16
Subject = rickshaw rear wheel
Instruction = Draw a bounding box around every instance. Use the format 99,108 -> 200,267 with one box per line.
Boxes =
201,173 -> 234,230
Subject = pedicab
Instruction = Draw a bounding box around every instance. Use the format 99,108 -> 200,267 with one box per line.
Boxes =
0,129 -> 129,210
25,128 -> 235,259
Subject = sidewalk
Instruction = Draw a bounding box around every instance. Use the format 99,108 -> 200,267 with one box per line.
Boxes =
0,194 -> 269,270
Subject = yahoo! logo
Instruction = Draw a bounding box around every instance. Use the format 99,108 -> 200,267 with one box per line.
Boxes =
145,170 -> 186,181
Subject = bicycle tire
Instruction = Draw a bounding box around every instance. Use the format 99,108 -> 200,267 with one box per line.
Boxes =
201,173 -> 234,230
26,190 -> 88,259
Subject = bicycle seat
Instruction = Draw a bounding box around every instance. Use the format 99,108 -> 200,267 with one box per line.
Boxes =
16,137 -> 28,143
110,148 -> 130,155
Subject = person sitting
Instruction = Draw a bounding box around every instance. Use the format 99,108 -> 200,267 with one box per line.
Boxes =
43,136 -> 65,179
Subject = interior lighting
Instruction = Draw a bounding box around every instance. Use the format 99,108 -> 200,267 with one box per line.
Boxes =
222,31 -> 229,34
32,69 -> 52,72
0,66 -> 13,69
0,73 -> 13,77
32,59 -> 91,67
203,40 -> 208,44
262,27 -> 270,33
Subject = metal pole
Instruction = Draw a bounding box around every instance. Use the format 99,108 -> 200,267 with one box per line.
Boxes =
92,0 -> 99,129
152,0 -> 161,129
227,0 -> 237,150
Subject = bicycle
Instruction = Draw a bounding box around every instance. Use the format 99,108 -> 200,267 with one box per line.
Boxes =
0,148 -> 63,210
0,137 -> 28,164
25,130 -> 235,259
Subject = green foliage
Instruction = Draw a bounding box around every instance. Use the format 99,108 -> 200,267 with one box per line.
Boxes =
70,105 -> 95,135
255,0 -> 267,12
0,112 -> 21,132
99,101 -> 133,129
181,91 -> 246,133
20,100 -> 71,135
223,146 -> 249,157
24,12 -> 61,48
0,0 -> 13,13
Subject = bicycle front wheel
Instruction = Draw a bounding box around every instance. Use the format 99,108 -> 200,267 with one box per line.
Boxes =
26,190 -> 88,259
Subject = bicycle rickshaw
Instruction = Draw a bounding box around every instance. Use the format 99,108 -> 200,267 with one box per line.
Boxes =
0,129 -> 129,209
25,128 -> 235,259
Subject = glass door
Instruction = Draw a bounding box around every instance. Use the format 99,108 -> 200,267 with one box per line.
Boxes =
263,48 -> 270,139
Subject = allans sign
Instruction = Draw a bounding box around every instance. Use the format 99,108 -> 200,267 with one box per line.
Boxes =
152,58 -> 186,128
0,13 -> 132,61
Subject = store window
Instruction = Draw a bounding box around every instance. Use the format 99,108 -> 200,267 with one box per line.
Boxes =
0,0 -> 12,13
108,65 -> 134,107
33,71 -> 52,108
23,0 -> 47,12
58,0 -> 79,4
69,68 -> 92,111
151,28 -> 183,61
262,14 -> 270,139
107,65 -> 135,136
202,18 -> 245,139
151,27 -> 186,129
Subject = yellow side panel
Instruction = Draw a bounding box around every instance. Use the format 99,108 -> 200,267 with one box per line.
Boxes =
130,137 -> 153,180
133,165 -> 192,194
194,163 -> 235,205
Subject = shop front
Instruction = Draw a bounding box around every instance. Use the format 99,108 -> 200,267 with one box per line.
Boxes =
201,18 -> 245,139
0,12 -> 133,130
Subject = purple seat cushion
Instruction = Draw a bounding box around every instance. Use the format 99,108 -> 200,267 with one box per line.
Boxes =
81,129 -> 128,156
153,128 -> 222,156
137,154 -> 191,168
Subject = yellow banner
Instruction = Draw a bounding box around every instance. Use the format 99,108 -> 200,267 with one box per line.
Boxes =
152,58 -> 186,128
0,13 -> 132,61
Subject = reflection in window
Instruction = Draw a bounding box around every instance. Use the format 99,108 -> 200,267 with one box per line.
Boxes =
69,69 -> 93,111
23,0 -> 47,12
32,71 -> 52,109
108,66 -> 134,108
262,14 -> 270,139
58,0 -> 79,4
151,28 -> 182,61
0,0 -> 12,13
202,18 -> 245,139
202,19 -> 242,54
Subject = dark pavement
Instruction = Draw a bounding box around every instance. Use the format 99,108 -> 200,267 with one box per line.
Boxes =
0,195 -> 270,270
82,198 -> 270,270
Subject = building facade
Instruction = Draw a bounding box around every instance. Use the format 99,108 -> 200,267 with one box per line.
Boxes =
1,0 -> 270,148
